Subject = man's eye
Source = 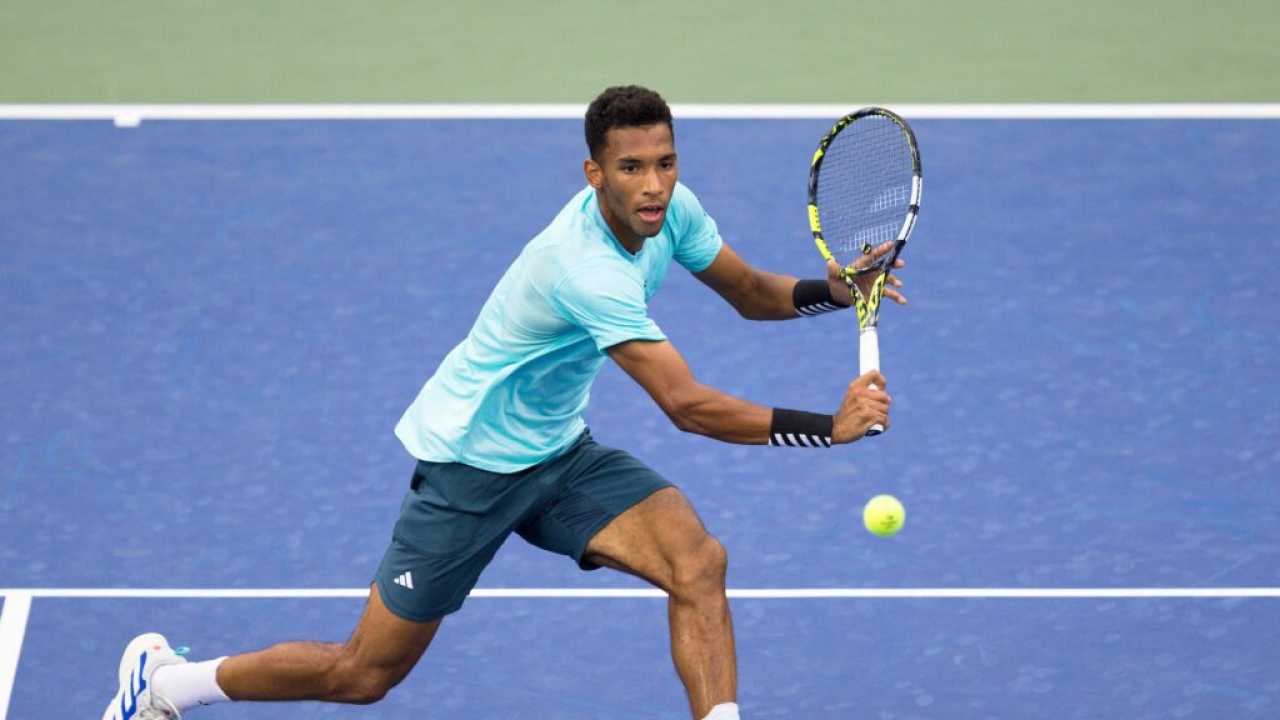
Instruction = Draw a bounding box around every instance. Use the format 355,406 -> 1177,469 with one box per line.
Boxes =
622,164 -> 638,172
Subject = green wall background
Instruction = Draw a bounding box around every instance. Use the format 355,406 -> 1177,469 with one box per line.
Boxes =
2,0 -> 1277,102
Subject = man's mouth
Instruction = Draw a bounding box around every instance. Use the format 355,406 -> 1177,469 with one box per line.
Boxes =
637,204 -> 665,224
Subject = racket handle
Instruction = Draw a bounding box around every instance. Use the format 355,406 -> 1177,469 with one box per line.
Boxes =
859,327 -> 885,437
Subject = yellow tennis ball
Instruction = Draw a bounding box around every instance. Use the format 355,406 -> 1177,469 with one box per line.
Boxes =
863,494 -> 905,537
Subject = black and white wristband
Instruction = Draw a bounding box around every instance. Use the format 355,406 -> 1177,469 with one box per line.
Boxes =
793,279 -> 843,317
769,408 -> 834,448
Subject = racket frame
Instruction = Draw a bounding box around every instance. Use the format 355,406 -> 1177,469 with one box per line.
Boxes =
806,107 -> 922,437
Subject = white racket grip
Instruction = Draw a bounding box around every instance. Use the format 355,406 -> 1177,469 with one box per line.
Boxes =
859,326 -> 884,437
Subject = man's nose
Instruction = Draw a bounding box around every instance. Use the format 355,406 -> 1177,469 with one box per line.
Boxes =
643,167 -> 661,194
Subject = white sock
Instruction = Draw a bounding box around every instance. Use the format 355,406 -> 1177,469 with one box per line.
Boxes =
702,702 -> 740,720
152,657 -> 232,711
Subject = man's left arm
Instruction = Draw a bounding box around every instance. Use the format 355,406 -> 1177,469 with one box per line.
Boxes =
692,241 -> 906,321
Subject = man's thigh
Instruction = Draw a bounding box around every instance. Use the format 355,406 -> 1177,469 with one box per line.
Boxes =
578,486 -> 714,589
345,583 -> 442,682
375,460 -> 549,621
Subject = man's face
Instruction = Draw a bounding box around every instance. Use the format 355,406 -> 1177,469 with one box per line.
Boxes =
585,123 -> 678,248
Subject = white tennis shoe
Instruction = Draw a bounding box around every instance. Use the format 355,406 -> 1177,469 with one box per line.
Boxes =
101,632 -> 188,720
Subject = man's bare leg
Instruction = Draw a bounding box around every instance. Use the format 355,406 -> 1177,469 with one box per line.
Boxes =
215,583 -> 440,704
584,487 -> 736,719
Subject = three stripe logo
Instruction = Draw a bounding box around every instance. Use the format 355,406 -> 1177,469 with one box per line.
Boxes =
769,432 -> 832,448
393,571 -> 415,590
795,301 -> 841,316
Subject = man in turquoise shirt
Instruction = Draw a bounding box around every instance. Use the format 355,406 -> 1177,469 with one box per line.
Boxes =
105,86 -> 904,720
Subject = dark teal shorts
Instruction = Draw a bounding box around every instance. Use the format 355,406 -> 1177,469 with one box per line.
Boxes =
374,430 -> 672,622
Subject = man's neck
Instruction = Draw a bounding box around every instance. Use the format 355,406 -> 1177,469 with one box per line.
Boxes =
615,233 -> 645,255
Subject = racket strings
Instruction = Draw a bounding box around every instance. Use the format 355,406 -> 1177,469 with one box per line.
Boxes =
815,116 -> 915,267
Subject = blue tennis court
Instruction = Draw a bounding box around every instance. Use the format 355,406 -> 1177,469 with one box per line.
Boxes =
2,116 -> 1279,718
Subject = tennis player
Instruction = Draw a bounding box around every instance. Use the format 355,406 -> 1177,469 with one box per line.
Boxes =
103,85 -> 905,720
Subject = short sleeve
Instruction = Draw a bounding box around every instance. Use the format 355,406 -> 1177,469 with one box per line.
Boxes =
670,183 -> 724,273
554,262 -> 667,352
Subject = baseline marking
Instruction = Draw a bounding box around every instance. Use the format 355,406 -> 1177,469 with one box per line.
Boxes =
0,585 -> 1272,715
0,592 -> 32,720
1,104 -> 1280,122
2,587 -> 1278,599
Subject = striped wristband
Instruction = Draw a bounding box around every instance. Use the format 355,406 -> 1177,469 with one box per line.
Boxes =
793,279 -> 843,317
769,408 -> 834,448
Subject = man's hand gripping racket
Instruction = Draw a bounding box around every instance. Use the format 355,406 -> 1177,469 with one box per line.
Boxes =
808,107 -> 922,437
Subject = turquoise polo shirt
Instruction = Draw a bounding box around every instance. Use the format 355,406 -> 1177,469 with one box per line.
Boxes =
395,182 -> 723,472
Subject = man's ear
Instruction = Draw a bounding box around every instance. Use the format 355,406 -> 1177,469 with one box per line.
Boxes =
584,158 -> 604,189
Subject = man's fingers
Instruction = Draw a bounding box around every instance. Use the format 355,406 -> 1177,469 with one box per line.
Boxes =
851,242 -> 893,271
883,288 -> 908,305
852,370 -> 887,389
826,258 -> 841,274
848,243 -> 905,274
864,391 -> 891,409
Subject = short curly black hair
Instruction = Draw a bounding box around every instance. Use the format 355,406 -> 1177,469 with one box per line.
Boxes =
584,85 -> 673,160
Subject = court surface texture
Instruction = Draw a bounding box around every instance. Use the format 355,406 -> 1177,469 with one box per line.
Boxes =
2,113 -> 1279,718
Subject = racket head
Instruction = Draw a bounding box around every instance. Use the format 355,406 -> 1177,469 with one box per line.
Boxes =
807,107 -> 922,277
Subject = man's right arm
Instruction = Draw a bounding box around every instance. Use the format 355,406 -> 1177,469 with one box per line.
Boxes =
606,338 -> 891,445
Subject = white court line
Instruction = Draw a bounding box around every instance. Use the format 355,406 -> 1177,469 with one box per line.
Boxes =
0,587 -> 1272,717
1,104 -> 1280,121
2,587 -> 1278,599
0,592 -> 32,720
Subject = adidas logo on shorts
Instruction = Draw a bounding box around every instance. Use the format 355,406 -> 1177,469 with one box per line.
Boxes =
393,571 -> 415,590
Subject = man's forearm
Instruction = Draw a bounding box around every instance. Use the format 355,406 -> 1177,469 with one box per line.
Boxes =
737,269 -> 803,320
668,383 -> 834,448
607,338 -> 844,447
738,269 -> 849,321
667,382 -> 775,443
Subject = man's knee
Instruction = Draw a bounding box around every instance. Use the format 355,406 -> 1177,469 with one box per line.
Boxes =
670,534 -> 728,599
327,654 -> 408,705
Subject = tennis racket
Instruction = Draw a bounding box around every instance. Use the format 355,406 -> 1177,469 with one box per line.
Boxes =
807,107 -> 922,436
